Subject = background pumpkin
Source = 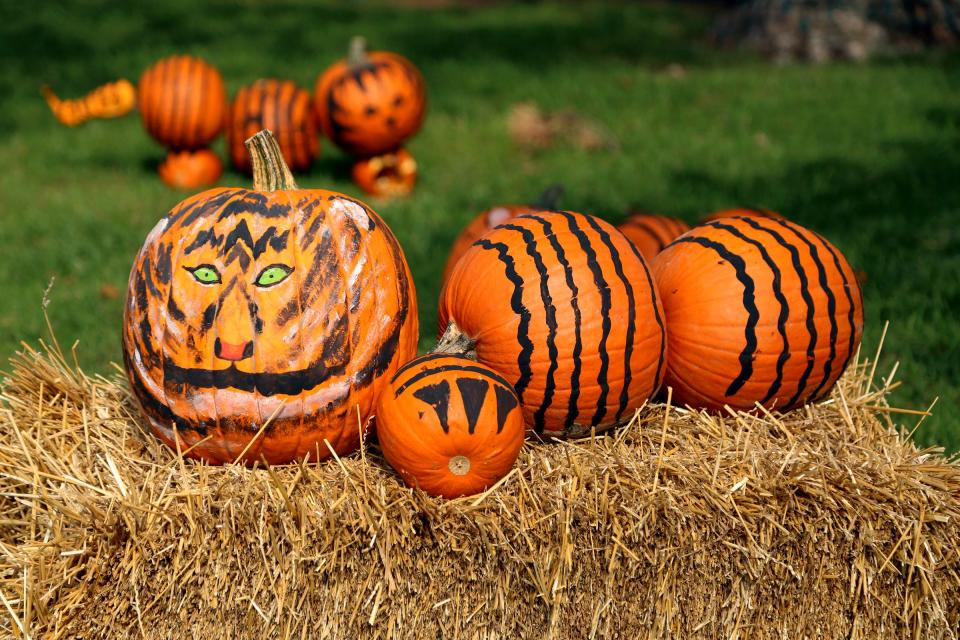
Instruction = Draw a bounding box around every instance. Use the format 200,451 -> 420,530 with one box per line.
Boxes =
157,148 -> 223,190
137,55 -> 227,150
377,354 -> 525,498
440,185 -> 565,286
313,36 -> 426,157
617,212 -> 690,263
41,79 -> 136,127
122,130 -> 419,465
351,147 -> 417,198
701,207 -> 786,223
651,215 -> 863,412
226,79 -> 319,174
438,210 -> 666,439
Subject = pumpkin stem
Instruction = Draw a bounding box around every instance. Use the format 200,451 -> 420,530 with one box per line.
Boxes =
348,36 -> 369,68
434,320 -> 477,358
245,129 -> 299,192
533,184 -> 565,210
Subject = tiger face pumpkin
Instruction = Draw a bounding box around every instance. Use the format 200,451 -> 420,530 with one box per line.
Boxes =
314,37 -> 426,157
123,130 -> 419,465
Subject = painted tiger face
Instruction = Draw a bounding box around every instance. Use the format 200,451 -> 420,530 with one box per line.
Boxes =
123,187 -> 419,465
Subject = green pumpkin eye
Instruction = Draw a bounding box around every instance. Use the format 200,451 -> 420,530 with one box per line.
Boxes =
187,265 -> 221,284
255,264 -> 293,288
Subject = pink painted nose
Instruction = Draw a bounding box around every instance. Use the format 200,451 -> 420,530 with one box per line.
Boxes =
215,338 -> 253,361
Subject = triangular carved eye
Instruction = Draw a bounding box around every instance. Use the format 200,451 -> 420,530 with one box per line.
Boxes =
456,378 -> 489,434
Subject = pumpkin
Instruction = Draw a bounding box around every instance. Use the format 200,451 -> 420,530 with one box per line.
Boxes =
42,79 -> 136,127
438,210 -> 666,438
617,213 -> 690,263
650,216 -> 863,412
227,79 -> 319,174
138,55 -> 227,150
158,148 -> 223,190
440,185 -> 565,286
314,36 -> 426,157
377,354 -> 525,498
351,147 -> 417,198
701,207 -> 786,224
122,130 -> 419,465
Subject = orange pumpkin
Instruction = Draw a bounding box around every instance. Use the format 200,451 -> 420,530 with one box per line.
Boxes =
617,213 -> 690,263
314,36 -> 426,157
42,79 -> 137,127
701,207 -> 786,224
122,130 -> 419,465
440,185 -> 565,286
158,148 -> 223,190
227,79 -> 319,174
138,55 -> 227,150
438,210 -> 666,439
650,216 -> 863,412
377,354 -> 525,498
351,147 -> 417,198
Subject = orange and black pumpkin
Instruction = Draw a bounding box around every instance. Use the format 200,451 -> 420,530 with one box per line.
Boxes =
617,213 -> 690,263
377,354 -> 525,498
158,148 -> 223,190
351,147 -> 417,198
227,79 -> 319,174
438,210 -> 666,439
701,207 -> 786,224
440,185 -> 564,286
651,216 -> 863,412
122,130 -> 419,465
138,55 -> 227,150
42,79 -> 137,127
314,37 -> 426,157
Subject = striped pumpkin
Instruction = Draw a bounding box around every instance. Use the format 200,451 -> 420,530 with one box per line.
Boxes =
314,37 -> 426,157
157,148 -> 223,190
701,207 -> 786,224
377,354 -> 525,498
438,210 -> 666,439
227,79 -> 319,174
138,55 -> 226,150
651,216 -> 864,412
122,131 -> 418,465
42,79 -> 136,127
618,213 -> 690,263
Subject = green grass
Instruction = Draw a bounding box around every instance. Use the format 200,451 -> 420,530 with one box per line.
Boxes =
0,1 -> 958,450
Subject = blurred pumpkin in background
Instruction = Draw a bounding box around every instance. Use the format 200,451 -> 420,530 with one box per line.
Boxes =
157,148 -> 223,190
351,147 -> 417,198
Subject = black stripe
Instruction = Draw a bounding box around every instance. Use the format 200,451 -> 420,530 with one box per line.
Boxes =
456,377 -> 490,435
494,385 -> 519,433
500,223 -> 558,433
582,215 -> 637,423
704,221 -> 790,403
620,231 -> 667,393
738,217 -> 817,408
812,230 -> 858,400
394,364 -> 514,398
413,381 -> 452,434
772,220 -> 838,405
476,238 -> 533,400
523,214 -> 582,431
390,353 -> 451,383
192,60 -> 205,145
674,236 -> 758,396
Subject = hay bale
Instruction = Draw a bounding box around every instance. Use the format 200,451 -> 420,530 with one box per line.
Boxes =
1,339 -> 958,639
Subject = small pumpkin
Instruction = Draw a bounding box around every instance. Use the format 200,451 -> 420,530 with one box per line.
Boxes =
440,185 -> 564,286
701,207 -> 786,224
227,79 -> 319,174
158,148 -> 223,190
314,36 -> 426,157
123,130 -> 419,465
617,212 -> 690,263
438,210 -> 666,439
42,79 -> 136,127
377,354 -> 525,498
138,55 -> 227,150
351,147 -> 417,198
651,215 -> 863,412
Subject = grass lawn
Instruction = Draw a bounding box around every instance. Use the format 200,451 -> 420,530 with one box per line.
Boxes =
0,1 -> 957,450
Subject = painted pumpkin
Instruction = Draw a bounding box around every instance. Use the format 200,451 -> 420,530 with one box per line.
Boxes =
351,147 -> 417,198
42,79 -> 136,127
651,216 -> 863,412
438,210 -> 666,439
314,36 -> 426,157
138,55 -> 227,150
377,354 -> 525,498
122,130 -> 419,465
701,207 -> 786,224
227,79 -> 319,174
617,213 -> 690,263
158,148 -> 223,190
440,185 -> 565,286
